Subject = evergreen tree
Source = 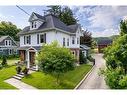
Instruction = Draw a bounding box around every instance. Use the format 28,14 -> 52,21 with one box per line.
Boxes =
46,6 -> 77,25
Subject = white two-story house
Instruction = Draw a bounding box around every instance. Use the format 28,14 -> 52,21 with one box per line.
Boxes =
18,12 -> 83,68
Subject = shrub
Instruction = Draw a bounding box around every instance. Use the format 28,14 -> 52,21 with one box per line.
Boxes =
37,41 -> 75,84
0,64 -> 2,70
79,50 -> 87,64
87,55 -> 94,62
16,66 -> 22,74
1,55 -> 7,66
22,67 -> 29,76
102,67 -> 127,89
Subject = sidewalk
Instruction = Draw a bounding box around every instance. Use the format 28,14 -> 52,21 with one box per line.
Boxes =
4,70 -> 37,89
4,78 -> 37,89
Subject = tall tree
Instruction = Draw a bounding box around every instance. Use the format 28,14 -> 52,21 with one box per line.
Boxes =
46,6 -> 62,17
80,30 -> 92,47
0,21 -> 21,41
46,6 -> 77,25
120,20 -> 127,36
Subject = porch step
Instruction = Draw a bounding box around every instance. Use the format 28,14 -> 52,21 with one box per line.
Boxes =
12,76 -> 22,80
16,74 -> 24,78
29,68 -> 37,71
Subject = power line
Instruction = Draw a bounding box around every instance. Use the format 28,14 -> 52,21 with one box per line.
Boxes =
16,5 -> 30,16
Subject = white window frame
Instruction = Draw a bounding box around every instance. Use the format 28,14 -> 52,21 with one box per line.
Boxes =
67,38 -> 69,46
5,40 -> 12,46
24,35 -> 31,45
72,37 -> 75,44
39,33 -> 46,44
77,37 -> 79,44
9,49 -> 12,55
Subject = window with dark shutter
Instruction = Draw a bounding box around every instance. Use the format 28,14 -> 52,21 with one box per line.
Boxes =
44,33 -> 46,43
37,34 -> 39,44
63,38 -> 65,46
24,36 -> 26,44
29,35 -> 31,44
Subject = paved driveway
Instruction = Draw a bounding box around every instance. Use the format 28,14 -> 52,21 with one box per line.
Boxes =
78,54 -> 109,89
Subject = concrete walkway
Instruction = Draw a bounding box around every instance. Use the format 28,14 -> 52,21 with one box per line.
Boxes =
78,54 -> 109,89
4,70 -> 37,89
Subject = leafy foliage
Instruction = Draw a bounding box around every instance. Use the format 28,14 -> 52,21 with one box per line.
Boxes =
102,18 -> 127,89
80,30 -> 92,47
46,6 -> 77,25
1,55 -> 7,66
37,41 -> 75,84
0,21 -> 21,41
103,68 -> 127,89
79,50 -> 87,64
120,20 -> 127,36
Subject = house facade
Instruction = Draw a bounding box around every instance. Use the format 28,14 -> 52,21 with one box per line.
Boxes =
80,45 -> 90,57
97,39 -> 112,53
18,12 -> 83,69
0,36 -> 18,55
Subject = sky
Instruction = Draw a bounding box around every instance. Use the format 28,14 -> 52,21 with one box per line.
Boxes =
0,6 -> 127,37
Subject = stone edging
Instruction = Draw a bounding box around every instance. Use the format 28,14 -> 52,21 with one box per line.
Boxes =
74,65 -> 95,89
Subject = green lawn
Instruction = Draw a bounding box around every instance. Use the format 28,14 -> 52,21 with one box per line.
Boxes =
0,59 -> 19,66
22,64 -> 92,89
0,66 -> 17,89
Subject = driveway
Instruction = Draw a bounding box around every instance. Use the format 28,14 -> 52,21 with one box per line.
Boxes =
78,54 -> 108,89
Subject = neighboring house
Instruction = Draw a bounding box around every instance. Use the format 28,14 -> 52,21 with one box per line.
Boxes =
80,45 -> 90,57
0,36 -> 18,55
97,39 -> 112,53
18,12 -> 83,69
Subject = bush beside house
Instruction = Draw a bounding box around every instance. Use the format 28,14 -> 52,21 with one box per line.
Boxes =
37,41 -> 75,84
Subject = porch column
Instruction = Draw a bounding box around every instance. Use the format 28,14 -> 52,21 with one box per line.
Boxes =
27,50 -> 30,68
35,51 -> 38,71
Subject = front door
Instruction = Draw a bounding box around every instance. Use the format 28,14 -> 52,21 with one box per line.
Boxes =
29,52 -> 35,66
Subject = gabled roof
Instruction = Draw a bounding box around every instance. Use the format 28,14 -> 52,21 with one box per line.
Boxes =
18,13 -> 80,35
0,36 -> 8,42
28,12 -> 45,22
97,39 -> 112,45
0,35 -> 18,46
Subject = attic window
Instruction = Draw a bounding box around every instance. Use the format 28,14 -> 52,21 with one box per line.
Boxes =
31,21 -> 37,29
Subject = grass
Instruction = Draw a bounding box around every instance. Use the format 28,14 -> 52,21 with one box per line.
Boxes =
0,59 -> 19,66
22,64 -> 92,89
0,66 -> 17,89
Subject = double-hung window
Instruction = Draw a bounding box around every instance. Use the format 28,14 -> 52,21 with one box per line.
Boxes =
72,37 -> 75,44
77,38 -> 79,44
37,33 -> 46,44
67,38 -> 69,46
24,35 -> 31,45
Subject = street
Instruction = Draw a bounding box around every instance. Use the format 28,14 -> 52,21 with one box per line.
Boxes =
78,54 -> 108,89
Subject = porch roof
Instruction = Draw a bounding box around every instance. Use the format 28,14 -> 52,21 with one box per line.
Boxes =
80,45 -> 90,50
18,46 -> 41,51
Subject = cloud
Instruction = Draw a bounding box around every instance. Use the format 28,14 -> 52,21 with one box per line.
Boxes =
0,13 -> 8,20
71,6 -> 127,37
91,28 -> 119,37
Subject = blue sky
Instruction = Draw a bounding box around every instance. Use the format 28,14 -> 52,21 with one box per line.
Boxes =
0,6 -> 126,37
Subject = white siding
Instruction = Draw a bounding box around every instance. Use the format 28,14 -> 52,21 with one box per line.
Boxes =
20,29 -> 81,49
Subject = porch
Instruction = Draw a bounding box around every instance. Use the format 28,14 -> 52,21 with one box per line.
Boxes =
18,47 -> 39,69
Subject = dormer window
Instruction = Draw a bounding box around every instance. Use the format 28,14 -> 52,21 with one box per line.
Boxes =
31,21 -> 37,29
